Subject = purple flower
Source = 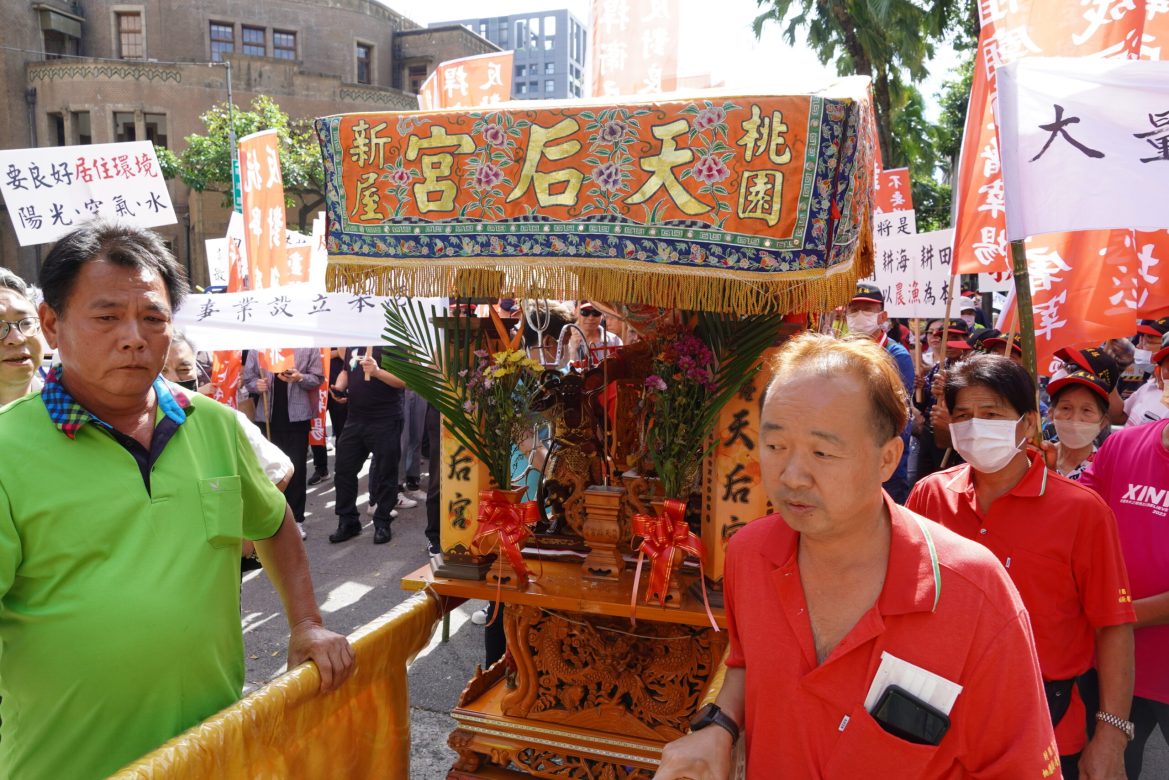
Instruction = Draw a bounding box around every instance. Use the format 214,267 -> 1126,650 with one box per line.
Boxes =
462,400 -> 475,413
474,350 -> 490,359
474,162 -> 504,189
600,120 -> 627,143
387,167 -> 411,186
693,106 -> 725,132
645,374 -> 667,392
692,155 -> 729,186
592,162 -> 621,192
483,124 -> 507,146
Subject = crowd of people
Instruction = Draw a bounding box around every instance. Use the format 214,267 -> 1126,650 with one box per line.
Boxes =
658,283 -> 1168,780
1,219 -> 1167,780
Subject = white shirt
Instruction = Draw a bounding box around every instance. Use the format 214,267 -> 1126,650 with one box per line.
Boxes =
233,408 -> 294,484
1124,378 -> 1168,427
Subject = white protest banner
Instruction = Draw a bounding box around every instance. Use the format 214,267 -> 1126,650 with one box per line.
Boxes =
309,212 -> 327,291
873,209 -> 917,240
997,57 -> 1169,241
0,141 -> 175,246
867,229 -> 955,318
978,270 -> 1014,293
205,238 -> 229,288
175,288 -> 444,351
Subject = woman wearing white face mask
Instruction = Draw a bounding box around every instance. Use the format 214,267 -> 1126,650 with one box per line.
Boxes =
1047,370 -> 1113,481
908,354 -> 1137,778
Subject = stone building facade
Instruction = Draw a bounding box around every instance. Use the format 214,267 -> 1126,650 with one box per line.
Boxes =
1,0 -> 496,284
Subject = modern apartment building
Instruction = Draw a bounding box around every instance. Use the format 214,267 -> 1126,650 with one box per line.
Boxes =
432,10 -> 586,101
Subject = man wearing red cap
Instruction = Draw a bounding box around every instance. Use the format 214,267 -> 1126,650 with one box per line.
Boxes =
1078,331 -> 1169,777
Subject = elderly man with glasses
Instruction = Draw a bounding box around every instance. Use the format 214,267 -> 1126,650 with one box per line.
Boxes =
0,268 -> 47,406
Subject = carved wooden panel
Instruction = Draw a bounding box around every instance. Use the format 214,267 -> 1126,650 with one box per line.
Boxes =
500,604 -> 727,741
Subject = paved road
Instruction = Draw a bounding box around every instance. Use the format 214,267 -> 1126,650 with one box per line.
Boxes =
241,450 -> 1169,779
240,453 -> 476,778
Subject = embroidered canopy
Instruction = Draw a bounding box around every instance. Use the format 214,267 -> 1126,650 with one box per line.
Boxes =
316,78 -> 876,314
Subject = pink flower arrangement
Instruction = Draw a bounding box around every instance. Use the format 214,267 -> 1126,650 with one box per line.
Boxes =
693,106 -> 726,132
473,162 -> 504,189
483,124 -> 507,146
600,120 -> 628,142
592,162 -> 622,192
387,167 -> 411,186
692,155 -> 729,186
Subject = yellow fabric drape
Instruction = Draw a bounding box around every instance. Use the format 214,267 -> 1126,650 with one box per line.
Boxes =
111,592 -> 441,780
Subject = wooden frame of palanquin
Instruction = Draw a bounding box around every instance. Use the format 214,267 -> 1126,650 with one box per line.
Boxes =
319,82 -> 877,778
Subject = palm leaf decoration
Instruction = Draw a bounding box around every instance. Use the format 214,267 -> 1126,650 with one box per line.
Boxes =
379,299 -> 505,485
695,311 -> 787,448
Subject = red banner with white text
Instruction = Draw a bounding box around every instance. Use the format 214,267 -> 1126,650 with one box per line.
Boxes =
952,0 -> 1144,275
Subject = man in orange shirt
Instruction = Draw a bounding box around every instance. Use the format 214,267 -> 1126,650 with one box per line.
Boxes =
655,334 -> 1056,779
907,354 -> 1135,780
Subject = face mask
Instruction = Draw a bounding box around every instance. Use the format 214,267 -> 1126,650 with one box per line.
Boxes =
961,313 -> 976,326
1133,348 -> 1154,367
1053,418 -> 1100,450
846,310 -> 880,336
949,414 -> 1025,474
177,378 -> 199,391
880,320 -> 892,333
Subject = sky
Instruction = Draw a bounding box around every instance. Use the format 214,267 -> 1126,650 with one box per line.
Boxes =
384,0 -> 957,120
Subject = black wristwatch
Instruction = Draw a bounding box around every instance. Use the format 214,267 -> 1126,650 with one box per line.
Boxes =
689,703 -> 739,743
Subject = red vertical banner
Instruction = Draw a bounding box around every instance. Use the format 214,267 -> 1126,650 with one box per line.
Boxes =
951,0 -> 1145,274
257,348 -> 295,374
999,230 -> 1141,372
210,350 -> 241,409
309,348 -> 330,447
238,129 -> 288,289
589,0 -> 679,97
872,168 -> 913,214
418,52 -> 515,110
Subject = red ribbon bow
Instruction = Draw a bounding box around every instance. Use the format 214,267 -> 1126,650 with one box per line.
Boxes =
631,499 -> 705,606
473,489 -> 540,584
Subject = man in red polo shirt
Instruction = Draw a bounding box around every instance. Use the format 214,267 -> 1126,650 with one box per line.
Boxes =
907,353 -> 1135,780
655,334 -> 1056,780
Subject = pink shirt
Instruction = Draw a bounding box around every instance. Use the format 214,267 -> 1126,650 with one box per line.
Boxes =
1080,418 -> 1169,704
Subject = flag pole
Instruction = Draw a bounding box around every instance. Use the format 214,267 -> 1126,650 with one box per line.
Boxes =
1009,239 -> 1038,381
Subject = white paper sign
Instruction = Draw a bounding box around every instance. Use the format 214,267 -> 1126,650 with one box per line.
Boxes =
0,141 -> 175,245
175,288 -> 443,351
997,57 -> 1169,240
866,229 -> 955,318
873,209 -> 917,239
205,238 -> 229,287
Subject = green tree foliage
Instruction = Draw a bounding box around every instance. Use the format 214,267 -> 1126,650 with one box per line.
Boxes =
157,95 -> 324,229
753,0 -> 978,228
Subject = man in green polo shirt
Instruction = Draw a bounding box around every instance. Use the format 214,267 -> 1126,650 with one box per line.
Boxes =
0,221 -> 355,780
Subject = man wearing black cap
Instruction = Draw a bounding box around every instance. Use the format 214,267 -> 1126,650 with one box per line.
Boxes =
847,282 -> 914,502
982,332 -> 1024,366
1118,318 -> 1169,400
1122,330 -> 1169,427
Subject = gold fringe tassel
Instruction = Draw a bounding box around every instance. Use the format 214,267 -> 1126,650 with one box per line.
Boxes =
326,224 -> 874,316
